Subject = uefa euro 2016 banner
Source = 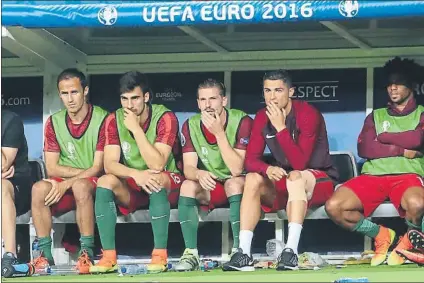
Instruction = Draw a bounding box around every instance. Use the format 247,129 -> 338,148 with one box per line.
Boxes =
2,1 -> 424,28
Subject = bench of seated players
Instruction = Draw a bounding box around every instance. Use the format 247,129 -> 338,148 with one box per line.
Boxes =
18,152 -> 400,265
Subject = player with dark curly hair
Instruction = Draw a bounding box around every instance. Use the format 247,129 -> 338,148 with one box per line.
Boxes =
325,57 -> 424,266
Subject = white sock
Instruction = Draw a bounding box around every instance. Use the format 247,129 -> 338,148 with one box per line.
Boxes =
239,230 -> 254,256
286,222 -> 303,255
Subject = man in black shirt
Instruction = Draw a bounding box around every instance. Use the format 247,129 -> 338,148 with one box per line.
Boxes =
1,109 -> 32,268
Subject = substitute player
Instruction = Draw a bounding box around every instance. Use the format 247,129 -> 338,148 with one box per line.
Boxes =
1,110 -> 32,269
325,57 -> 424,266
173,79 -> 252,271
31,69 -> 108,274
90,71 -> 183,274
224,70 -> 338,271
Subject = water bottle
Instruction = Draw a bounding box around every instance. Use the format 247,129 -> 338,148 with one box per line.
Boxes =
119,264 -> 147,275
266,239 -> 285,259
334,277 -> 369,283
31,238 -> 41,259
203,259 -> 219,268
38,265 -> 77,275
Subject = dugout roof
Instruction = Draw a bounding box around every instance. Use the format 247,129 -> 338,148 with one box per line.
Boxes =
2,1 -> 424,76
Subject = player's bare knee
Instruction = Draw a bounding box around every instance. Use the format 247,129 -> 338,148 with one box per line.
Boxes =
287,170 -> 302,181
1,179 -> 14,199
404,194 -> 424,218
31,180 -> 51,203
97,174 -> 119,192
180,180 -> 199,197
325,195 -> 343,219
224,177 -> 244,196
72,179 -> 94,205
245,173 -> 264,193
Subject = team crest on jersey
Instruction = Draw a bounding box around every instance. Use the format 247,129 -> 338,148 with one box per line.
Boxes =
240,137 -> 249,145
382,121 -> 391,132
122,141 -> 131,160
181,133 -> 186,147
67,142 -> 76,160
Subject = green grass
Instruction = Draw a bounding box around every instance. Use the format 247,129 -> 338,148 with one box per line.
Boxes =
4,265 -> 424,282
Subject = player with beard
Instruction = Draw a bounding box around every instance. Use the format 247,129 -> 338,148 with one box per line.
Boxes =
90,71 -> 183,274
30,68 -> 108,274
173,79 -> 252,271
325,57 -> 424,266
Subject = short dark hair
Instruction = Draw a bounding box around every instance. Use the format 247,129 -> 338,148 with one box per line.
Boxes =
383,56 -> 423,90
57,68 -> 87,89
119,71 -> 151,95
197,78 -> 226,97
263,69 -> 293,88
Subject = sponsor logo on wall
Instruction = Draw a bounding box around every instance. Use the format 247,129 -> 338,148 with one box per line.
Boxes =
155,88 -> 183,102
292,80 -> 339,102
1,77 -> 44,158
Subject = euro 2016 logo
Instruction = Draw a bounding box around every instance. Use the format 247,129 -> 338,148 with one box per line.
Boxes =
98,6 -> 118,26
122,141 -> 131,160
339,0 -> 359,18
201,146 -> 209,164
67,142 -> 77,160
382,121 -> 391,132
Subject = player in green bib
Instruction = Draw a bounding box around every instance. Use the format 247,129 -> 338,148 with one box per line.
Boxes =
90,71 -> 184,274
174,79 -> 253,272
325,57 -> 424,266
30,69 -> 108,274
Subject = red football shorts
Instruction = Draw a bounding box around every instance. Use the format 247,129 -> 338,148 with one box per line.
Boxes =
49,177 -> 98,216
118,171 -> 184,215
343,173 -> 424,217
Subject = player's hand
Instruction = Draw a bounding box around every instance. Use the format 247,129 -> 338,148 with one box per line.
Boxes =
196,170 -> 217,191
266,166 -> 287,182
132,169 -> 162,194
44,179 -> 68,206
404,149 -> 424,159
266,102 -> 286,132
123,108 -> 141,133
201,110 -> 225,137
1,165 -> 14,179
